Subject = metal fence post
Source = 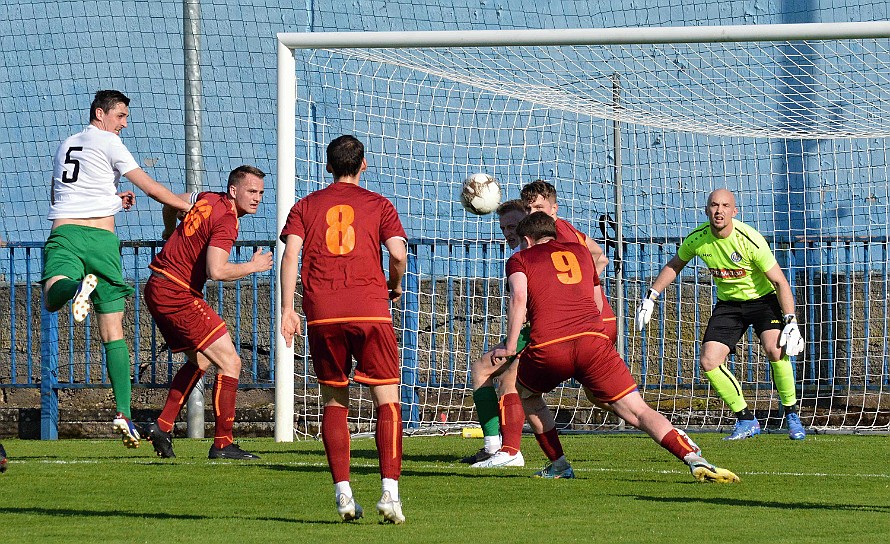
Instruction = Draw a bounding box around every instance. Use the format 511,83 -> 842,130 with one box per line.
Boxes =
401,248 -> 420,428
40,304 -> 59,440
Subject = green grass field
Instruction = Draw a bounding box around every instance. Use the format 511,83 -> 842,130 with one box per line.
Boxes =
1,433 -> 888,544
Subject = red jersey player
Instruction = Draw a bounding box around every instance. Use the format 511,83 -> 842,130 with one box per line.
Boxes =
520,179 -> 617,344
494,211 -> 739,483
279,135 -> 408,524
144,165 -> 273,460
466,181 -> 619,468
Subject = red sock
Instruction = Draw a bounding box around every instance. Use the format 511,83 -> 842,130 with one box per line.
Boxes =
534,427 -> 564,461
212,375 -> 238,449
157,361 -> 205,433
659,428 -> 700,461
322,405 -> 351,483
375,402 -> 402,480
499,393 -> 524,455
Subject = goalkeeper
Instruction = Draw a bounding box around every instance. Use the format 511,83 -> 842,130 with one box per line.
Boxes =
635,189 -> 806,440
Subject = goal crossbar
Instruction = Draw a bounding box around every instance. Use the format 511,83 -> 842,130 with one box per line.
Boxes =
278,21 -> 890,50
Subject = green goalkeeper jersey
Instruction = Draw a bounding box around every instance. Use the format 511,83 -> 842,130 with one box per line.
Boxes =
677,219 -> 777,302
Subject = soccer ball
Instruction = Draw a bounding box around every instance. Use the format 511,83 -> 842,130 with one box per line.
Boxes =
460,173 -> 501,215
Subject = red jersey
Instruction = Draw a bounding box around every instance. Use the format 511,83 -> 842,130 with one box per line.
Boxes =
506,239 -> 605,346
555,217 -> 588,245
280,182 -> 406,324
555,217 -> 601,286
149,192 -> 238,295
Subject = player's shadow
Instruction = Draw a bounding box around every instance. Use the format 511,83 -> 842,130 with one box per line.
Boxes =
622,494 -> 890,514
3,506 -> 341,525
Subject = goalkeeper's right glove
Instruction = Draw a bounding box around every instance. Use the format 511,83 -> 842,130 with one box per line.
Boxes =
635,288 -> 659,332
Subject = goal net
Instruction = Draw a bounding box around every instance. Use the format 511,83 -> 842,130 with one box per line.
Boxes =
276,22 -> 890,439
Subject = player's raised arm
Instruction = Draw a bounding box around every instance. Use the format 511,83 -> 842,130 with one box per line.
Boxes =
124,168 -> 191,213
161,192 -> 195,240
636,254 -> 689,331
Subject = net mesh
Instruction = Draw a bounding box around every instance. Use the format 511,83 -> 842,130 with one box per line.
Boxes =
288,34 -> 890,436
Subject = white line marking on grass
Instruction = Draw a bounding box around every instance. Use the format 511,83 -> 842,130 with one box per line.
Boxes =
578,466 -> 890,479
16,459 -> 890,479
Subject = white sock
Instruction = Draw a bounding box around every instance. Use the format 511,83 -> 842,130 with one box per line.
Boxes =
382,478 -> 399,501
483,434 -> 502,453
335,480 -> 352,499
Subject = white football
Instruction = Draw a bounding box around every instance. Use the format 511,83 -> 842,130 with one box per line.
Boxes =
460,173 -> 501,215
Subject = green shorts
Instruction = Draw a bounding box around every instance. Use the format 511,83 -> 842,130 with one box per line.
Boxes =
503,324 -> 531,363
41,224 -> 135,314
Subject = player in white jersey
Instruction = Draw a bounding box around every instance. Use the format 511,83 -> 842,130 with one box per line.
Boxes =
41,90 -> 191,448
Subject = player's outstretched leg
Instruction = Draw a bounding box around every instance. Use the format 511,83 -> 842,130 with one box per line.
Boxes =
609,391 -> 740,484
146,421 -> 176,458
659,427 -> 739,483
686,454 -> 741,483
112,413 -> 141,449
72,273 -> 98,323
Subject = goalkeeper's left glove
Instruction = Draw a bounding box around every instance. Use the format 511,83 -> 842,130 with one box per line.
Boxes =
779,314 -> 804,357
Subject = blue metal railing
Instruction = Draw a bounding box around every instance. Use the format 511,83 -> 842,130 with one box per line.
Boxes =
2,236 -> 888,434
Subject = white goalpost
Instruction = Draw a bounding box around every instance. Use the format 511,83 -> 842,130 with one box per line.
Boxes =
276,22 -> 890,440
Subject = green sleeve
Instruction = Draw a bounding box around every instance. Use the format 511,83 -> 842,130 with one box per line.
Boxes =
749,228 -> 777,272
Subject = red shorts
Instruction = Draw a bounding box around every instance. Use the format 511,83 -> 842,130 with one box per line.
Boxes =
308,321 -> 400,387
600,297 -> 618,346
517,332 -> 637,403
144,275 -> 229,353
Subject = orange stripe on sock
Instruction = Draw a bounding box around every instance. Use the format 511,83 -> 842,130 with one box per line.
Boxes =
391,403 -> 399,461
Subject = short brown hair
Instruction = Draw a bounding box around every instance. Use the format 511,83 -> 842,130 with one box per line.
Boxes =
327,135 -> 365,178
496,199 -> 526,216
516,211 -> 557,242
228,165 -> 266,189
90,90 -> 130,122
520,179 -> 557,207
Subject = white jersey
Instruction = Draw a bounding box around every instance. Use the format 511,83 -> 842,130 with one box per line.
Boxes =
48,125 -> 140,220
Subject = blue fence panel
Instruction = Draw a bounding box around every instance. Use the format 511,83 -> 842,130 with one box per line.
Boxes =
2,236 -> 888,434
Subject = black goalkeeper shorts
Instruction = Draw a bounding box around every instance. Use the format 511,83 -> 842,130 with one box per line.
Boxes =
702,293 -> 784,351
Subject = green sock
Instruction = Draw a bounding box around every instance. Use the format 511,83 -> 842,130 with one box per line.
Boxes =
104,339 -> 132,418
473,386 -> 500,437
770,356 -> 798,408
46,278 -> 81,309
704,365 -> 748,413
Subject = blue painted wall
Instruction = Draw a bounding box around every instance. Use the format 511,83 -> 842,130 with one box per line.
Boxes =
2,0 -> 888,273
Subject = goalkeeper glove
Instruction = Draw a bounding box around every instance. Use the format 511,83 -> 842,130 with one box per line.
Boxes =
779,314 -> 804,357
635,288 -> 659,332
